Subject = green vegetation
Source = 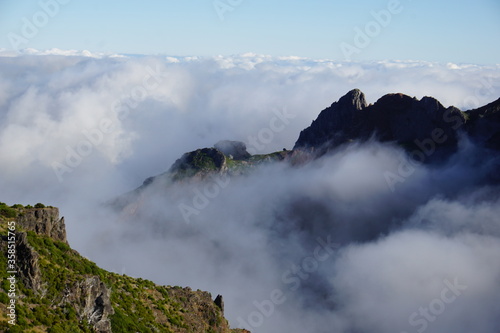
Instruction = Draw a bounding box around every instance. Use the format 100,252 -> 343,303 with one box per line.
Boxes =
0,202 -> 17,219
249,151 -> 288,163
191,150 -> 218,171
0,203 -> 56,222
225,150 -> 289,173
224,156 -> 248,172
171,149 -> 226,181
0,206 -> 232,333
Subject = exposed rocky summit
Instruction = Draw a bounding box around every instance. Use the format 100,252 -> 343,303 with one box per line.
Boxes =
294,89 -> 468,156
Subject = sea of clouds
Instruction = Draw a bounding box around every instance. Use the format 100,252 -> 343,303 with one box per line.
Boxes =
1,50 -> 499,332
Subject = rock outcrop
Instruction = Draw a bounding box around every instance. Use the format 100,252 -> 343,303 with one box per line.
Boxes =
294,89 -> 368,150
214,294 -> 224,313
294,89 -> 467,156
15,232 -> 42,292
17,207 -> 67,243
62,276 -> 114,333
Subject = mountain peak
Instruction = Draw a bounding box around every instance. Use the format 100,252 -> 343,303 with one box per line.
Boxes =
294,90 -> 469,156
337,88 -> 368,110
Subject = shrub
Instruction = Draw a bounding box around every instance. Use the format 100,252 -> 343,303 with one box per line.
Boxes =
34,203 -> 46,208
0,206 -> 17,218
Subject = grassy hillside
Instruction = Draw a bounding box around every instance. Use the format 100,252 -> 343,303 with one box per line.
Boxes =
0,204 -> 248,333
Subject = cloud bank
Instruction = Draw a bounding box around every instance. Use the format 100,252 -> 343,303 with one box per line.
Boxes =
0,51 -> 499,332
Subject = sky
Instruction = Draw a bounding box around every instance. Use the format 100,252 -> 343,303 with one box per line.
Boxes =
0,0 -> 499,64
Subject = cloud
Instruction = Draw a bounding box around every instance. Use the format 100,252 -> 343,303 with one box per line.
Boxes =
0,52 -> 499,332
333,230 -> 500,333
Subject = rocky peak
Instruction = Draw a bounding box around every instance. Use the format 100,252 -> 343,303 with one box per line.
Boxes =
337,88 -> 368,110
294,89 -> 368,150
294,89 -> 469,157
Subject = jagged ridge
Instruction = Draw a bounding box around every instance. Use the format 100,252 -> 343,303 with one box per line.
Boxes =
294,89 -> 500,155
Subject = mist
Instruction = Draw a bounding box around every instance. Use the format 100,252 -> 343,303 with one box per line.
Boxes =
1,51 -> 500,332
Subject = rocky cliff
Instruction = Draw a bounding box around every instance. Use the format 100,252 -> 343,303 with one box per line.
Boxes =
16,207 -> 67,244
294,89 -> 473,156
0,205 -> 249,333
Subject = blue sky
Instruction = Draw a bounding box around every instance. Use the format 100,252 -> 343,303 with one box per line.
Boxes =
0,0 -> 499,64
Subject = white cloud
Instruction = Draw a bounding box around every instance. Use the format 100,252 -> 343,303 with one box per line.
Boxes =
0,52 -> 499,332
333,230 -> 500,333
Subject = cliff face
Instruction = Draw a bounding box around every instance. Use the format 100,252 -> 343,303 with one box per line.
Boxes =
0,206 -> 248,333
17,207 -> 67,243
62,276 -> 114,332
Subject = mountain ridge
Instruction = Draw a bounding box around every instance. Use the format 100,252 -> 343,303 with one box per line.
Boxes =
294,89 -> 472,155
130,89 -> 500,195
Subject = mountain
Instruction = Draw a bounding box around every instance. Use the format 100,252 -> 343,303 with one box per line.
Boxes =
0,203 -> 249,333
294,89 -> 500,157
120,89 -> 499,198
111,142 -> 292,210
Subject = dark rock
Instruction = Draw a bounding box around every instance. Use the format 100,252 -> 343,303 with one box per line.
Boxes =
465,97 -> 500,149
214,294 -> 224,314
214,140 -> 251,160
294,89 -> 368,150
294,89 -> 467,158
15,232 -> 42,292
